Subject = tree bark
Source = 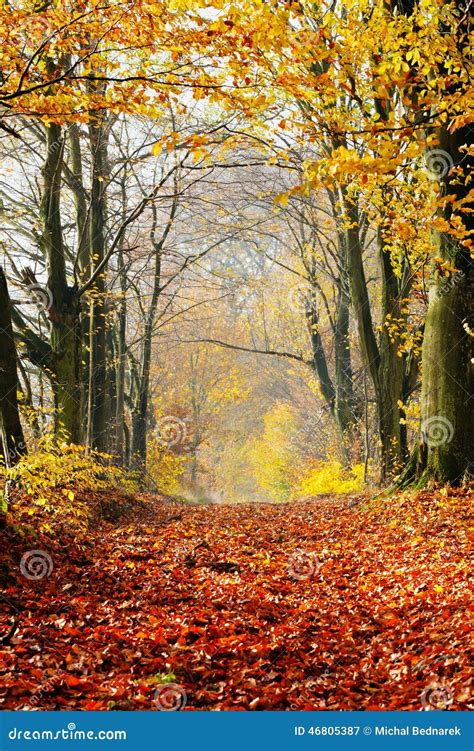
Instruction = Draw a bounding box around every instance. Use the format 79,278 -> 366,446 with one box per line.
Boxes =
378,230 -> 412,476
67,123 -> 91,443
114,248 -> 127,464
88,119 -> 109,452
40,124 -> 81,442
334,262 -> 358,446
130,198 -> 175,468
342,193 -> 413,481
0,267 -> 26,464
416,125 -> 473,483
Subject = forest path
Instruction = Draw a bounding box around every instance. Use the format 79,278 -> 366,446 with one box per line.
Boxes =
1,491 -> 471,710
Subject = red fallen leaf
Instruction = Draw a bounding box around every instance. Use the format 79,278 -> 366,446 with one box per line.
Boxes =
0,488 -> 471,711
64,675 -> 85,687
84,700 -> 108,710
55,696 -> 71,707
63,627 -> 82,636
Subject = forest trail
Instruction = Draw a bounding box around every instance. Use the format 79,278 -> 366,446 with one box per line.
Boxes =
1,490 -> 471,711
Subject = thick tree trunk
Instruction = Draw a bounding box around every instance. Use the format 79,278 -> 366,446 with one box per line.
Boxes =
131,409 -> 147,468
0,267 -> 26,464
41,124 -> 81,442
416,126 -> 473,484
50,300 -> 82,443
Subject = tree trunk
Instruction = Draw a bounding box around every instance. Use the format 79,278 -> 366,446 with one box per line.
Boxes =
41,124 -> 81,442
416,126 -> 473,484
131,399 -> 148,468
51,301 -> 82,443
114,242 -> 127,464
0,267 -> 26,464
334,268 -> 358,448
378,231 -> 411,476
130,200 -> 172,468
68,123 -> 91,443
130,319 -> 153,468
88,120 -> 109,452
305,277 -> 355,461
343,192 -> 415,481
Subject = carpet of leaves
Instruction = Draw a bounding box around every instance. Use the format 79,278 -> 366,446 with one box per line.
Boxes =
0,488 -> 472,711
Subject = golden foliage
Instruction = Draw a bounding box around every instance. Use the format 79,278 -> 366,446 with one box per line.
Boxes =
296,461 -> 367,497
3,433 -> 137,531
146,438 -> 187,496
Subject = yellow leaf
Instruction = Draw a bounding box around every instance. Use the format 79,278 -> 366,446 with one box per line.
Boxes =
274,192 -> 288,208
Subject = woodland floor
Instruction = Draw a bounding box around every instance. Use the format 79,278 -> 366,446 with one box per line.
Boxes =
0,489 -> 472,711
